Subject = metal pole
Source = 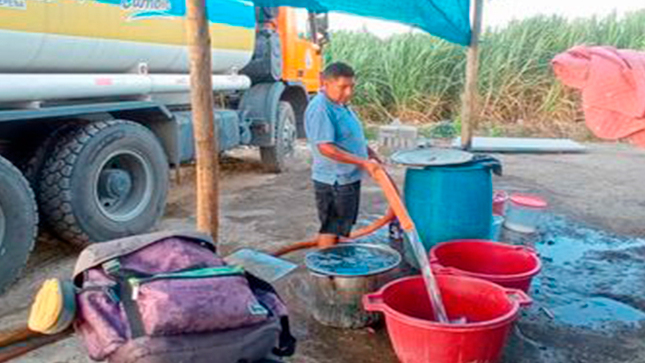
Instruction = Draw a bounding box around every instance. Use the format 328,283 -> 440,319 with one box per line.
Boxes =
460,0 -> 484,150
185,0 -> 219,242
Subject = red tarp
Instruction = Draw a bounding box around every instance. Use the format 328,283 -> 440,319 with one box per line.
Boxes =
553,46 -> 645,147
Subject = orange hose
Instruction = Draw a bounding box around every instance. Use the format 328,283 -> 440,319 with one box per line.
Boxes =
271,208 -> 395,257
349,207 -> 396,240
272,241 -> 317,257
368,167 -> 414,231
272,164 -> 406,257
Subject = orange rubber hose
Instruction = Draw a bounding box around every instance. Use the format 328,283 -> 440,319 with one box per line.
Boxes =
271,207 -> 395,257
368,166 -> 414,231
272,162 -> 409,257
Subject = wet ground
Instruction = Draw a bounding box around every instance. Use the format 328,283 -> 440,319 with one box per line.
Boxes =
503,215 -> 645,362
2,142 -> 645,362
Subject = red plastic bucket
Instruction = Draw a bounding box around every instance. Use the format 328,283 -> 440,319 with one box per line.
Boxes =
430,239 -> 541,292
363,275 -> 531,363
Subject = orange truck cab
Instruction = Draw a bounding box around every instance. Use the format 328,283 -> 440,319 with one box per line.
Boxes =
241,6 -> 328,145
276,8 -> 326,93
247,7 -> 327,94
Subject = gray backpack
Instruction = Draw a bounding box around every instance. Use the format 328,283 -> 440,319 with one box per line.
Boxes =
72,230 -> 296,363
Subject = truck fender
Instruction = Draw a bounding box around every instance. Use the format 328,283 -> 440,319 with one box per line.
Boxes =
239,82 -> 286,147
281,81 -> 309,139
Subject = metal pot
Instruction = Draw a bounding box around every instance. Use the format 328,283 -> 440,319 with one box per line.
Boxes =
305,243 -> 401,329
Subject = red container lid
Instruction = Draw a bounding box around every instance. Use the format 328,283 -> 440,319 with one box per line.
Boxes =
509,194 -> 547,209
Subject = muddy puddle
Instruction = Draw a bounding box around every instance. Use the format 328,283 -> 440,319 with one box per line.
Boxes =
502,214 -> 645,332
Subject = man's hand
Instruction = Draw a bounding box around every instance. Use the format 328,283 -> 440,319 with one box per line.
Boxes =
318,143 -> 384,177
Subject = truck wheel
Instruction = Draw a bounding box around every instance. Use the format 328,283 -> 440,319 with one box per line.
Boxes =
38,120 -> 169,247
0,156 -> 38,294
22,124 -> 77,189
261,101 -> 296,173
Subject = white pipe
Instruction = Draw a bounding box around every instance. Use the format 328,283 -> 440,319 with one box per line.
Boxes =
148,74 -> 251,93
0,73 -> 251,103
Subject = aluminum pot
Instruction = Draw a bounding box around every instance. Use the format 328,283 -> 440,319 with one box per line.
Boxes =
305,243 -> 401,328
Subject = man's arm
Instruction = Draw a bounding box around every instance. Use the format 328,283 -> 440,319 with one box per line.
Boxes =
318,143 -> 366,165
318,144 -> 382,164
318,143 -> 382,177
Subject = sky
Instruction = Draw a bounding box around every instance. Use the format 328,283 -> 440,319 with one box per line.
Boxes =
328,0 -> 645,38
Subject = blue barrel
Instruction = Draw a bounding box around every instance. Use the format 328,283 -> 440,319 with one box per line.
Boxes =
403,161 -> 493,255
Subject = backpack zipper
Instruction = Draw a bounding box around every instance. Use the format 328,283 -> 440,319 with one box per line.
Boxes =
128,265 -> 244,300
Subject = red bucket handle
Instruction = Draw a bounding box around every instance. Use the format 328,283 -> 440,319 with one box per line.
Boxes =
505,288 -> 533,307
363,293 -> 385,312
430,262 -> 462,276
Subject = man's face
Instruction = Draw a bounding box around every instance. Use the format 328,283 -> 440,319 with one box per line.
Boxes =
323,76 -> 355,105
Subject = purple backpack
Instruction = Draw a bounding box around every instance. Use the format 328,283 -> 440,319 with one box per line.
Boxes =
72,230 -> 295,363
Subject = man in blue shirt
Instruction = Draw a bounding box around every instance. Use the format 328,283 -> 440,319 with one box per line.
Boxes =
305,62 -> 382,248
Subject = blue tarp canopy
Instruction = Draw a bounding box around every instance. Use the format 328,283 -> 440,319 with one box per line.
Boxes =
252,0 -> 472,45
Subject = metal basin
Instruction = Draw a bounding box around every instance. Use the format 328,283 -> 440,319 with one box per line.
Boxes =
305,243 -> 401,328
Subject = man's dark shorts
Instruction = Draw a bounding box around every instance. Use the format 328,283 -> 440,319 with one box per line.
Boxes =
313,180 -> 361,237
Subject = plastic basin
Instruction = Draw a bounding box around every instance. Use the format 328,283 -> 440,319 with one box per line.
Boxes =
430,239 -> 541,292
364,275 -> 531,363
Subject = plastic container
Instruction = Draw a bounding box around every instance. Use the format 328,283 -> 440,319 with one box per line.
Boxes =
378,119 -> 419,153
490,215 -> 505,241
403,161 -> 494,259
363,275 -> 532,363
504,194 -> 548,233
429,239 -> 542,292
493,190 -> 508,215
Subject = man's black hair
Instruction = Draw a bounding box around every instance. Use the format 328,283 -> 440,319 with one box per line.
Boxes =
322,62 -> 355,80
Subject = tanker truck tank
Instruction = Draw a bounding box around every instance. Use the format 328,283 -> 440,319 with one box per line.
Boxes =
0,0 -> 256,74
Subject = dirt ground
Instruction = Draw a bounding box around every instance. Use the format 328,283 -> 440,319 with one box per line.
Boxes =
2,141 -> 645,362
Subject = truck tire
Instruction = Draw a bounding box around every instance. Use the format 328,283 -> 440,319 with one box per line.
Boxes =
38,120 -> 169,247
0,155 -> 38,294
22,124 -> 77,188
261,101 -> 296,173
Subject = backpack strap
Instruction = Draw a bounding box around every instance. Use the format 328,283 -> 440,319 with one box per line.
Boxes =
274,317 -> 296,357
245,273 -> 296,358
118,277 -> 146,339
102,259 -> 147,339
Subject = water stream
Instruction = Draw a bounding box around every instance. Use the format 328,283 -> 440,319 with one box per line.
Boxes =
405,228 -> 450,323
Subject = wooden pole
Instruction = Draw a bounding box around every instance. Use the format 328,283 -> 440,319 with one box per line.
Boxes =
460,0 -> 484,150
185,0 -> 219,242
0,326 -> 36,348
0,327 -> 72,363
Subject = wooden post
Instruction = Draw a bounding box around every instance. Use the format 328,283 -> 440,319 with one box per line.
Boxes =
460,0 -> 484,150
185,0 -> 219,242
0,327 -> 72,362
